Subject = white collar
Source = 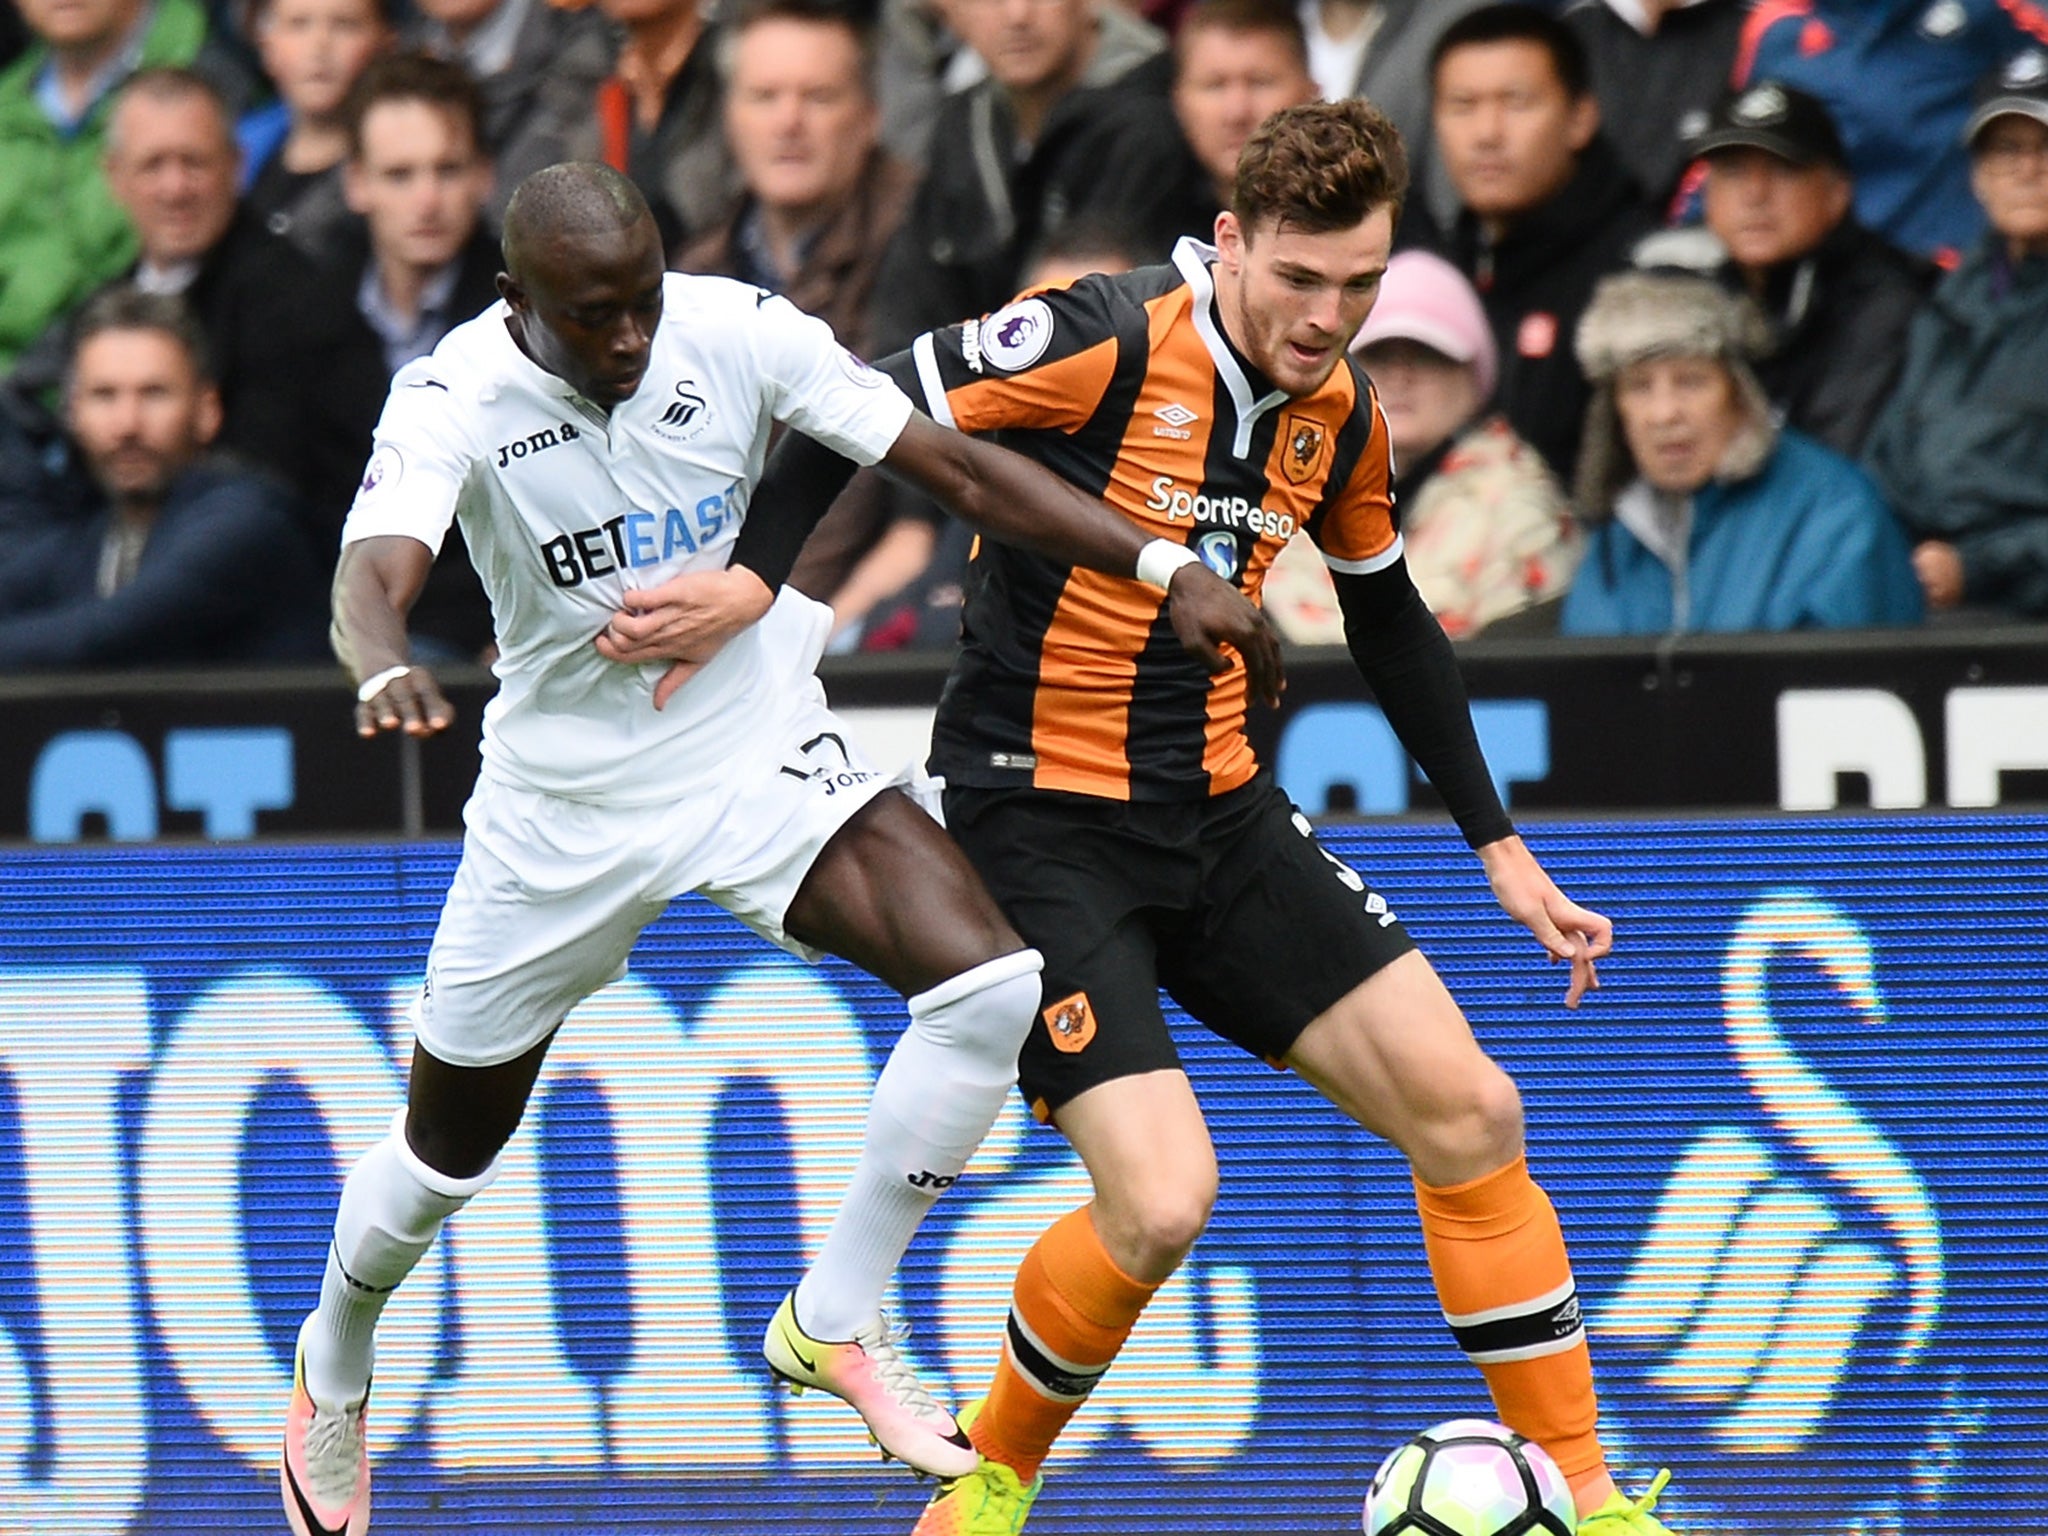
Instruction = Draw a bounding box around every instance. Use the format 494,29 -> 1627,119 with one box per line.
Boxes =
1614,478 -> 1692,571
1170,237 -> 1288,459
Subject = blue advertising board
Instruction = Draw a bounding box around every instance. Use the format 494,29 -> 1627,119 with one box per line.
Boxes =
2,816 -> 2044,1534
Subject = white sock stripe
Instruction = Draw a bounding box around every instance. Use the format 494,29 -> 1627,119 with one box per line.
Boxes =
1441,1275 -> 1578,1330
1002,1333 -> 1097,1404
1462,1333 -> 1589,1365
907,947 -> 1045,1017
1007,1307 -> 1099,1381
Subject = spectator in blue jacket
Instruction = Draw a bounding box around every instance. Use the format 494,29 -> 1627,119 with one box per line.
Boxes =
1863,51 -> 2048,622
1732,0 -> 2048,262
0,286 -> 324,668
1562,269 -> 1922,636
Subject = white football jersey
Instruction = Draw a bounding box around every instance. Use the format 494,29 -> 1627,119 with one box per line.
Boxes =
341,272 -> 914,803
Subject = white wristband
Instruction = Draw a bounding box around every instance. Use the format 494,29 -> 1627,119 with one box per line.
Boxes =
1135,538 -> 1199,591
356,665 -> 413,703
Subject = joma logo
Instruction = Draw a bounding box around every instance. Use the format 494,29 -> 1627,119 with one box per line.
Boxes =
495,422 -> 578,468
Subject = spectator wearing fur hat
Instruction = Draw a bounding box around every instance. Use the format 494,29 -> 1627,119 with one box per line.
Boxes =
1862,50 -> 2048,622
1264,250 -> 1580,643
1562,269 -> 1922,636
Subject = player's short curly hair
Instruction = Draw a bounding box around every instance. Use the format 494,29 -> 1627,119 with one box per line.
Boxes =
1231,99 -> 1408,238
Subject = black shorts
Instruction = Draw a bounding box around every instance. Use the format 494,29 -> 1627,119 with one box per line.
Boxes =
943,773 -> 1417,1119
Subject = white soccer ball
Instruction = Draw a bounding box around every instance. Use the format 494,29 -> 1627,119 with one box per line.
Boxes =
1362,1418 -> 1577,1536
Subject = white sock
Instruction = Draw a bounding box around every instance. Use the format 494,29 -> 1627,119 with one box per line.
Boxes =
300,1110 -> 498,1410
795,948 -> 1043,1340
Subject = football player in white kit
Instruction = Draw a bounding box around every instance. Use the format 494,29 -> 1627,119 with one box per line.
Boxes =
281,162 -> 1281,1536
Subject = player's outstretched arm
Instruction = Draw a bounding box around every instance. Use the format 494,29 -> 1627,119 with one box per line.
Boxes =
880,413 -> 1284,704
1331,559 -> 1610,1005
602,413 -> 1285,707
333,534 -> 455,738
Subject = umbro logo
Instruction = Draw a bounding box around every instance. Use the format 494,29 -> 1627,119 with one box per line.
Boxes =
1152,401 -> 1198,440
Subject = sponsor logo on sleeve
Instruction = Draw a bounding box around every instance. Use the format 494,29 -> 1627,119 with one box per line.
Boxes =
837,349 -> 886,389
981,298 -> 1055,371
357,445 -> 402,501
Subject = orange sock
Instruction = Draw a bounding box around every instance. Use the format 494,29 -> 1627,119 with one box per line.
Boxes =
971,1204 -> 1162,1481
1414,1155 -> 1610,1509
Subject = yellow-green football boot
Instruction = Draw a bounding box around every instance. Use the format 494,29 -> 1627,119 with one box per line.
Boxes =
909,1399 -> 1043,1536
1578,1469 -> 1677,1535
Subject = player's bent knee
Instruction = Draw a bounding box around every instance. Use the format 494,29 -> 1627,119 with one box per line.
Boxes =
1102,1179 -> 1216,1277
907,947 -> 1045,1069
1438,1064 -> 1526,1171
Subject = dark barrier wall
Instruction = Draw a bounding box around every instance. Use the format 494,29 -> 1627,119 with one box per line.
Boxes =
4,628 -> 2047,840
2,816 -> 2044,1533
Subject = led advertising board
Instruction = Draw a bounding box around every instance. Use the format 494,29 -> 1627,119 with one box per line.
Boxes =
2,816 -> 2043,1533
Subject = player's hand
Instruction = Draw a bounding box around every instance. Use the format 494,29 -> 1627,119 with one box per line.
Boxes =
355,666 -> 454,739
1477,835 -> 1613,1008
594,564 -> 776,710
1163,564 -> 1285,708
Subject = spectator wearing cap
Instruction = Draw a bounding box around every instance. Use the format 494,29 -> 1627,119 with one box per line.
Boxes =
1862,50 -> 2048,621
1692,80 -> 1934,456
1430,4 -> 1651,483
1563,269 -> 1922,637
1265,250 -> 1579,643
0,0 -> 255,369
1732,0 -> 2048,263
0,287 -> 325,668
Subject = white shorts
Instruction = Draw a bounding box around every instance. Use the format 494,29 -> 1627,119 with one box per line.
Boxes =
414,692 -> 915,1068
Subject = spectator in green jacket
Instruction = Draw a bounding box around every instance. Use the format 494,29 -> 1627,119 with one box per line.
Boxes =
0,0 -> 252,370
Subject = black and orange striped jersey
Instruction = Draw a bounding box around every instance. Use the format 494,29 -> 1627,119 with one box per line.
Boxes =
910,237 -> 1404,802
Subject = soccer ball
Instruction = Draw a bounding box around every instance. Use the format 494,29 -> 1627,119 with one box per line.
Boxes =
1362,1418 -> 1577,1536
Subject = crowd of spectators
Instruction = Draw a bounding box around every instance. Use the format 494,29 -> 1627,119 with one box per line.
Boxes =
2,0 -> 2047,669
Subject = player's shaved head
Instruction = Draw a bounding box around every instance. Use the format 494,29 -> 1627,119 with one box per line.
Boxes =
501,161 -> 652,282
498,162 -> 667,411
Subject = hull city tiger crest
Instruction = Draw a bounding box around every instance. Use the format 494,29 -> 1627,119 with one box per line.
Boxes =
1281,412 -> 1326,486
1043,991 -> 1098,1053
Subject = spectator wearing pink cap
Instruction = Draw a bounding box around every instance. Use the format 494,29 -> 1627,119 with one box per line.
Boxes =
1265,249 -> 1581,643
